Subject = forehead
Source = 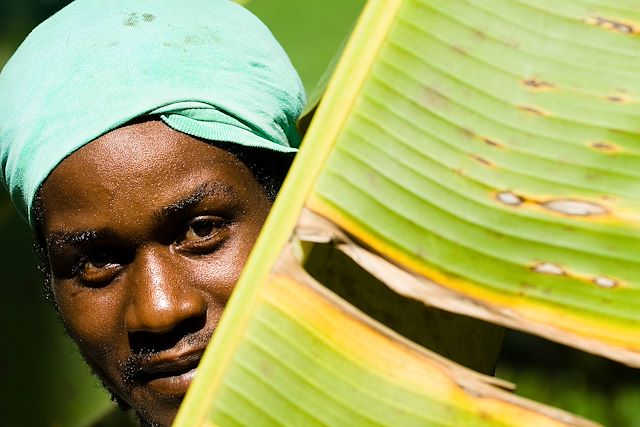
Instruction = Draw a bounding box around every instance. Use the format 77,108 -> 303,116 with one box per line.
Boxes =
39,120 -> 258,233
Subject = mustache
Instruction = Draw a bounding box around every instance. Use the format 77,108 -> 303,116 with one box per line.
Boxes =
121,331 -> 211,387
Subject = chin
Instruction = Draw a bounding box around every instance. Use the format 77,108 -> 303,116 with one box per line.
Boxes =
84,357 -> 186,427
126,384 -> 188,427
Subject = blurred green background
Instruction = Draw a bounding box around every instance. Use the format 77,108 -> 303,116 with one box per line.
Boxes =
1,1 -> 638,426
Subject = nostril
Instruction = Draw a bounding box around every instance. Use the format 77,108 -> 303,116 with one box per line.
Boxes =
129,314 -> 206,354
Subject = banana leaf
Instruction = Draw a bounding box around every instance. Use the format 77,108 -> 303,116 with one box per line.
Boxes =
305,0 -> 640,367
175,0 -> 640,425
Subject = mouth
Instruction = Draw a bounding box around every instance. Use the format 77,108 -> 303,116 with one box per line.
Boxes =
138,349 -> 203,396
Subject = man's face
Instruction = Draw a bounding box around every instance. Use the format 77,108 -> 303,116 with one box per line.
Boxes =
39,120 -> 272,426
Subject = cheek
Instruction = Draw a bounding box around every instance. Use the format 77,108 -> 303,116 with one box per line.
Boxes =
54,282 -> 125,348
197,221 -> 265,299
196,248 -> 249,299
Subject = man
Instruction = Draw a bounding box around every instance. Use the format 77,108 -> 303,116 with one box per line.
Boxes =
0,1 -> 305,426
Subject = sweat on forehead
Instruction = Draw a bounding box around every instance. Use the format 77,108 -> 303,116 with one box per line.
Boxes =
0,0 -> 306,226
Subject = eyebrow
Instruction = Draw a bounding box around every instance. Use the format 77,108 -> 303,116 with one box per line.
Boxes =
159,182 -> 238,219
47,229 -> 119,250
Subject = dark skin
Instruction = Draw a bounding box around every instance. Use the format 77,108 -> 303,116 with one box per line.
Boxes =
38,120 -> 272,427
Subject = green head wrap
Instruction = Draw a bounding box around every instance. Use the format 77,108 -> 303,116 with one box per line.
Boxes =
0,0 -> 306,227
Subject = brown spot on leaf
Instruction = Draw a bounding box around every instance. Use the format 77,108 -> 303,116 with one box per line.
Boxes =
585,16 -> 640,34
459,127 -> 476,138
542,199 -> 607,216
590,141 -> 619,152
143,13 -> 155,22
607,95 -> 624,102
522,78 -> 554,90
471,154 -> 493,167
473,29 -> 486,40
482,137 -> 503,148
517,282 -> 533,297
452,45 -> 467,55
518,105 -> 548,116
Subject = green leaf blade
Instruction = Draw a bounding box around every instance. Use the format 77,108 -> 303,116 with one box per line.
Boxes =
308,0 -> 640,364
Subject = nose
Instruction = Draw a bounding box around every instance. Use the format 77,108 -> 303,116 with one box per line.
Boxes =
124,245 -> 207,336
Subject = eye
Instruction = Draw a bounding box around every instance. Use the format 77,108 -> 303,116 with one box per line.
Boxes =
187,218 -> 217,239
77,251 -> 122,286
179,216 -> 229,252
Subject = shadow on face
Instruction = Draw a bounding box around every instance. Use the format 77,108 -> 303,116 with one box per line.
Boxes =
38,119 -> 274,426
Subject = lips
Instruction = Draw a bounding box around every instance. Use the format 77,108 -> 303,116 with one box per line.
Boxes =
139,349 -> 204,396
